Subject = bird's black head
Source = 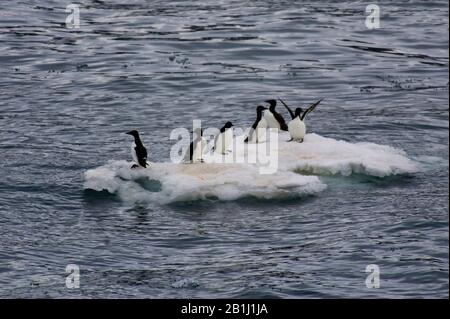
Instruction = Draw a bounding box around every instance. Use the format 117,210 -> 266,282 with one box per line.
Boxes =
295,108 -> 303,117
224,121 -> 233,129
192,127 -> 203,138
264,99 -> 277,111
126,130 -> 139,138
256,105 -> 267,114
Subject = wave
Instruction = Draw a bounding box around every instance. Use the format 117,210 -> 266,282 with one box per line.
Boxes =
83,133 -> 419,204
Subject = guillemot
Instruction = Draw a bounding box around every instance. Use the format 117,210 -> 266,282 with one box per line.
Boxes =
263,99 -> 288,131
125,130 -> 149,168
186,128 -> 206,163
244,105 -> 267,143
279,98 -> 322,142
213,121 -> 234,155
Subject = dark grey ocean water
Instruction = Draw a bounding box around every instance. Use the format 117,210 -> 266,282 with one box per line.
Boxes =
0,0 -> 448,298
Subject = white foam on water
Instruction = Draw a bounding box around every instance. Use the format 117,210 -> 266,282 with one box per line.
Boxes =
84,132 -> 419,203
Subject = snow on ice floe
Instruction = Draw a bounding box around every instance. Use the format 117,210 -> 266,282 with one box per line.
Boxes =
83,132 -> 419,204
205,131 -> 419,177
84,160 -> 326,204
275,133 -> 419,177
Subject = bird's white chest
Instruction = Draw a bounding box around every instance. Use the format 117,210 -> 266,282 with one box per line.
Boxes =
192,138 -> 206,162
224,129 -> 233,150
264,111 -> 280,129
257,117 -> 267,129
288,117 -> 306,140
130,142 -> 138,163
215,129 -> 233,154
254,118 -> 268,142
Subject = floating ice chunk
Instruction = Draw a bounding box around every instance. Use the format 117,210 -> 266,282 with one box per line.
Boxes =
84,160 -> 326,204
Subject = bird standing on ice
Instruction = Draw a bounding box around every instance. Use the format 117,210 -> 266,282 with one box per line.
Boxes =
125,130 -> 149,168
279,98 -> 322,142
186,128 -> 206,163
245,105 -> 268,143
213,121 -> 234,155
263,99 -> 288,131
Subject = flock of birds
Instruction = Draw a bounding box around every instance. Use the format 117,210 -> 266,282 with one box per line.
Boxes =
125,98 -> 323,168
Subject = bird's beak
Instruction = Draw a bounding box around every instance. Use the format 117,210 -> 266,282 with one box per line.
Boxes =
125,131 -> 132,135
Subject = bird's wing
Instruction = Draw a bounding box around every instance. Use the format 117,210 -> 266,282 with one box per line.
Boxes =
183,141 -> 194,162
278,98 -> 295,120
142,146 -> 148,158
245,120 -> 258,143
138,158 -> 147,168
301,99 -> 323,121
135,146 -> 148,168
251,118 -> 260,130
274,112 -> 288,131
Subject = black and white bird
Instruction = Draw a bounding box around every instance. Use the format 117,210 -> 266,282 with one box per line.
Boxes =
263,99 -> 288,131
213,121 -> 234,155
125,130 -> 149,168
186,128 -> 206,163
279,98 -> 323,142
244,105 -> 267,143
